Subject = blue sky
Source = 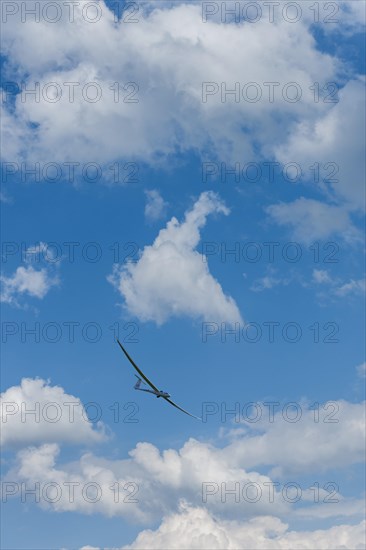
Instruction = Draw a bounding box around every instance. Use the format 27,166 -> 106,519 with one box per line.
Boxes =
1,1 -> 365,549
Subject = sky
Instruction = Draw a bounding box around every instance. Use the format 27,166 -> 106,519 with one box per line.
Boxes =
0,1 -> 365,549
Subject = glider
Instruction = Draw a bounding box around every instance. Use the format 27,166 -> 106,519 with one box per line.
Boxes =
116,339 -> 201,420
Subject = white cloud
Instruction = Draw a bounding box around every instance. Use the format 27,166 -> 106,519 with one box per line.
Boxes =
0,103 -> 26,161
8,439 -> 288,521
121,504 -> 366,550
221,399 -> 365,476
6,400 -> 365,522
337,1 -> 366,31
0,265 -> 59,305
0,378 -> 107,447
294,498 -> 366,521
266,198 -> 358,245
108,192 -> 242,325
334,279 -> 366,297
356,362 -> 366,379
2,1 -> 364,250
267,78 -> 365,241
3,1 -> 363,246
0,190 -> 12,203
312,269 -> 333,284
2,0 -> 340,168
250,276 -> 281,291
150,0 -> 366,30
23,241 -> 51,262
311,270 -> 365,300
274,78 -> 365,212
251,269 -> 365,300
1,242 -> 60,306
144,189 -> 168,222
250,268 -> 290,292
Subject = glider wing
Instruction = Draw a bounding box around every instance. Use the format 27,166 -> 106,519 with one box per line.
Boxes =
116,339 -> 160,393
163,396 -> 202,420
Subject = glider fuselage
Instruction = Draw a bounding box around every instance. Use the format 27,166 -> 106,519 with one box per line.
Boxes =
134,377 -> 171,398
155,390 -> 170,398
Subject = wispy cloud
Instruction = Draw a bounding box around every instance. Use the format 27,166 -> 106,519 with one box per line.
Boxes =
334,278 -> 365,297
144,189 -> 168,222
266,199 -> 360,245
250,267 -> 291,292
356,362 -> 366,379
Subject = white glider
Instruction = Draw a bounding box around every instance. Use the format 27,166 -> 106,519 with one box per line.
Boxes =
117,339 -> 201,420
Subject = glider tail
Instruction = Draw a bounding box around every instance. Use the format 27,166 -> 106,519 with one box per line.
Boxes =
134,375 -> 142,389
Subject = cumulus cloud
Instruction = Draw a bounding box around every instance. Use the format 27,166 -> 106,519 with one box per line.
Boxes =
6,399 -> 364,522
3,1 -> 363,246
1,242 -> 60,306
2,1 -> 364,253
0,378 -> 107,447
221,399 -> 365,476
144,189 -> 168,222
8,439 -> 289,522
120,504 -> 366,550
274,79 -> 365,211
324,1 -> 365,31
0,265 -> 59,305
267,79 -> 365,241
2,0 -> 340,168
108,192 -> 243,325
